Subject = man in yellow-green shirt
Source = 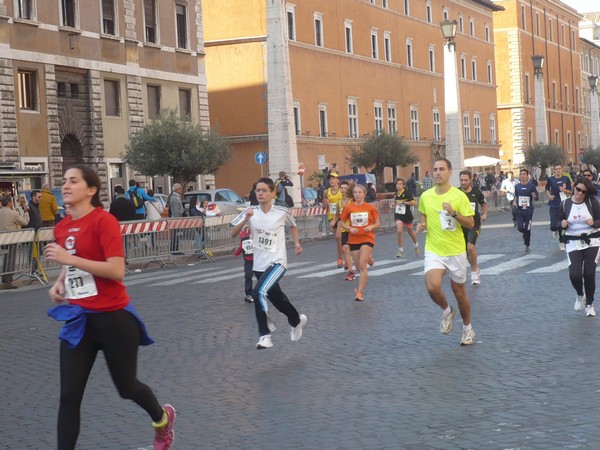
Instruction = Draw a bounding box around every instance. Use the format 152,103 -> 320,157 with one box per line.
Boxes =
417,158 -> 476,346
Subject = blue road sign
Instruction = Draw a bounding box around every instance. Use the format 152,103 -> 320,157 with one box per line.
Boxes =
254,151 -> 267,165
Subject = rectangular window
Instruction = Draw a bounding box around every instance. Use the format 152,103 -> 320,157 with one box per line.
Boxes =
179,88 -> 191,118
406,39 -> 413,67
525,74 -> 530,103
490,114 -> 496,144
575,88 -> 579,112
374,102 -> 384,134
443,9 -> 449,20
57,82 -> 67,98
293,102 -> 301,136
433,109 -> 441,141
552,81 -> 557,108
71,83 -> 79,98
104,79 -> 120,117
554,130 -> 559,145
348,99 -> 358,138
371,29 -> 378,59
345,20 -> 353,54
102,0 -> 115,35
410,106 -> 419,140
535,13 -> 540,37
384,32 -> 391,62
144,0 -> 157,43
61,0 -> 76,27
404,0 -> 409,16
528,128 -> 533,147
471,59 -> 477,81
429,46 -> 435,72
561,24 -> 565,46
567,131 -> 572,153
17,0 -> 33,20
18,70 -> 37,110
387,104 -> 397,135
319,105 -> 328,137
487,62 -> 492,83
314,14 -> 323,47
521,5 -> 526,31
564,85 -> 569,111
383,0 -> 388,7
473,113 -> 481,143
175,3 -> 187,49
459,16 -> 464,33
287,6 -> 296,40
469,19 -> 475,37
463,113 -> 470,143
147,85 -> 161,119
426,3 -> 432,23
485,25 -> 490,42
460,55 -> 466,79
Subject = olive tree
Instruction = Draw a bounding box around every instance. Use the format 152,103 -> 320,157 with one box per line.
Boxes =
522,142 -> 564,180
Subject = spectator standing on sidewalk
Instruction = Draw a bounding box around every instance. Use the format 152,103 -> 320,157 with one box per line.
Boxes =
558,176 -> 600,317
44,164 -> 176,450
339,184 -> 381,302
40,184 -> 59,227
233,224 -> 255,303
126,180 -> 157,220
109,186 -> 137,222
406,172 -> 418,197
144,189 -> 164,221
274,171 -> 293,207
168,183 -> 184,255
0,195 -> 29,289
422,171 -> 434,191
230,177 -> 307,350
514,168 -> 538,252
417,158 -> 476,346
25,190 -> 43,231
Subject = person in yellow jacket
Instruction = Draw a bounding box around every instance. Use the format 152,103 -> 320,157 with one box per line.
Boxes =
322,172 -> 344,267
39,184 -> 58,227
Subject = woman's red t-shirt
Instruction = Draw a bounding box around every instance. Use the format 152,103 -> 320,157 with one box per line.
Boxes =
53,207 -> 129,311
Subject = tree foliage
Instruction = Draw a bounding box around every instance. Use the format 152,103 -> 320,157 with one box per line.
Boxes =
581,146 -> 600,170
123,109 -> 231,186
307,170 -> 326,188
523,142 -> 564,180
348,132 -> 418,191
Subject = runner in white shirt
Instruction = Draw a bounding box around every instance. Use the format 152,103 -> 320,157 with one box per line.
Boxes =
231,177 -> 308,349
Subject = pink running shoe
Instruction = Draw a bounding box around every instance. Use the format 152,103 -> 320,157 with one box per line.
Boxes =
153,404 -> 176,450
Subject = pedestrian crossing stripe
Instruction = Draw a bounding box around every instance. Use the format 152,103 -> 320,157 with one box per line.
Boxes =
122,253 -> 577,287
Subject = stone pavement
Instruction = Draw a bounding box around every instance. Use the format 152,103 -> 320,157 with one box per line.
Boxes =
2,206 -> 600,449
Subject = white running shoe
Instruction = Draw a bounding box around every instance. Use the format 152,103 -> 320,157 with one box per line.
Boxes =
574,295 -> 585,311
559,242 -> 565,251
586,304 -> 596,317
440,308 -> 456,334
256,334 -> 273,349
291,314 -> 308,341
460,328 -> 476,346
396,248 -> 404,258
471,270 -> 481,286
267,315 -> 277,332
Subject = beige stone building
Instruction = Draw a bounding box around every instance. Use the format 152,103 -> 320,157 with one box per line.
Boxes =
0,0 -> 209,199
579,13 -> 600,151
204,0 -> 502,197
492,0 -> 583,170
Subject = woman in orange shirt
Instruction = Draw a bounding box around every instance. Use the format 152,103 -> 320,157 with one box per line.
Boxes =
339,184 -> 380,301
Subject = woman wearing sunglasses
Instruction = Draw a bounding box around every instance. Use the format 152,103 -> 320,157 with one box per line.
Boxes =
559,176 -> 600,317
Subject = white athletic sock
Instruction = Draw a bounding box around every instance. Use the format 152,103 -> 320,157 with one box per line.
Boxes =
463,324 -> 472,332
443,306 -> 452,317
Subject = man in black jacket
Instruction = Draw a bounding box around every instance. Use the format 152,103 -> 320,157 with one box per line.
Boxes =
109,186 -> 137,221
26,190 -> 43,231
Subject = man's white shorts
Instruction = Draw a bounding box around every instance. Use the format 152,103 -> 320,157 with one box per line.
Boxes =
424,251 -> 468,284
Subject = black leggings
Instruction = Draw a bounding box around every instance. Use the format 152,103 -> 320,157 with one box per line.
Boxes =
58,309 -> 163,450
567,246 -> 600,305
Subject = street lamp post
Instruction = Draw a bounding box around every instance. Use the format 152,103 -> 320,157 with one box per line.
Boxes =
532,55 -> 549,144
589,75 -> 600,149
440,19 -> 464,186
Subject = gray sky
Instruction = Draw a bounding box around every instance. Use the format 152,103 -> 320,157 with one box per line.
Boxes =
561,0 -> 598,14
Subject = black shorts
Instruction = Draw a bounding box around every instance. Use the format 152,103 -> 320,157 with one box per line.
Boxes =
463,226 -> 481,245
341,232 -> 349,246
349,242 -> 375,251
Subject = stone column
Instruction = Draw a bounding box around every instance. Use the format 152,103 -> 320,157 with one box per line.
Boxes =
44,64 -> 63,186
590,84 -> 600,149
0,58 -> 19,162
266,0 -> 300,203
443,39 -> 465,186
533,70 -> 548,144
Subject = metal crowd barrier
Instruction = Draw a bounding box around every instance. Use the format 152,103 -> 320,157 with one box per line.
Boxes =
0,229 -> 40,284
120,219 -> 171,268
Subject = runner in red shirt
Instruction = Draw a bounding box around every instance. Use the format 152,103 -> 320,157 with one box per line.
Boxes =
45,164 -> 175,450
339,184 -> 381,301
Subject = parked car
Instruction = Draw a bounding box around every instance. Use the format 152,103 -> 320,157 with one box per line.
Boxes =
182,188 -> 246,216
152,193 -> 170,218
301,187 -> 319,207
